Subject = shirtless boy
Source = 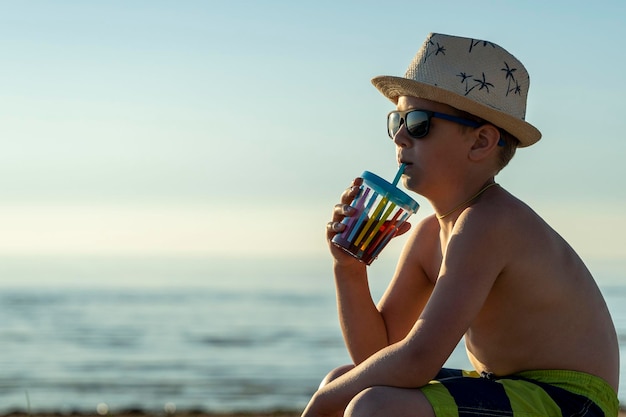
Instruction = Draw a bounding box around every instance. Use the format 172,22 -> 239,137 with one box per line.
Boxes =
301,33 -> 620,417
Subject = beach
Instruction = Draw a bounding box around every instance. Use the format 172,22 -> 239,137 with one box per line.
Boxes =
2,410 -> 625,417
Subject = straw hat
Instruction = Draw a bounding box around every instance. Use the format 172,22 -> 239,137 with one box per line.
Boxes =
372,33 -> 541,147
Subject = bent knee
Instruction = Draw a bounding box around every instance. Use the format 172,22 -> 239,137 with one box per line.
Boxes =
345,386 -> 434,417
319,364 -> 354,388
345,387 -> 388,417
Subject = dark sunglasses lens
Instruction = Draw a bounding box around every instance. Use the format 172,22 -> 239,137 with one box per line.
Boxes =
405,111 -> 429,138
387,112 -> 401,139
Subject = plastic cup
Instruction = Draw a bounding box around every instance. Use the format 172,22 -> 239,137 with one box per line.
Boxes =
331,171 -> 419,265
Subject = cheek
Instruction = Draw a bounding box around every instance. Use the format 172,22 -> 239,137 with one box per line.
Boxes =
413,150 -> 443,174
405,153 -> 449,190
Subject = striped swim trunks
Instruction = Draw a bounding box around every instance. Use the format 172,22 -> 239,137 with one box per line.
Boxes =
420,368 -> 619,417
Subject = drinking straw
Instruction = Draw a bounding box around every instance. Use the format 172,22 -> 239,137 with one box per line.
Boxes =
358,201 -> 397,251
364,206 -> 404,258
369,211 -> 411,260
354,196 -> 389,247
341,187 -> 369,239
392,163 -> 406,186
347,188 -> 377,242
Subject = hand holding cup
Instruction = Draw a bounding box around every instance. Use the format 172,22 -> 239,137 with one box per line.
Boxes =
327,167 -> 419,265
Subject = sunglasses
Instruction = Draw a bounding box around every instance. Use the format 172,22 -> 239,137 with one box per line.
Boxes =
387,109 -> 483,140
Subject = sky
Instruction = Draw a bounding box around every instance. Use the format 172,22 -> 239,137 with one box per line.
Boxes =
1,1 -> 625,268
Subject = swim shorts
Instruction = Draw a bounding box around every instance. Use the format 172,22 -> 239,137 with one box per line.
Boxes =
420,368 -> 619,417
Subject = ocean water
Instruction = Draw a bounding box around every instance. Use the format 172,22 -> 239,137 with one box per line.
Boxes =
0,256 -> 624,414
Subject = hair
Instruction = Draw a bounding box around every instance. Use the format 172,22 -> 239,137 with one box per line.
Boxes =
453,108 -> 520,172
495,129 -> 520,172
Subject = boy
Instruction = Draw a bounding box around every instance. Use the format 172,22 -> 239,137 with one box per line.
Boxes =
302,33 -> 619,417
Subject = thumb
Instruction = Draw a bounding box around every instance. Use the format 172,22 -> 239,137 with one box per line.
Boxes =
393,221 -> 411,238
380,220 -> 412,238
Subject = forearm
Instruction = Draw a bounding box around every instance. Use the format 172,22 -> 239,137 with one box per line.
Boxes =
326,178 -> 397,363
302,338 -> 432,417
334,261 -> 389,364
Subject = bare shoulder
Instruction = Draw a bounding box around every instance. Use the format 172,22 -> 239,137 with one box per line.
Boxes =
458,185 -> 590,299
463,186 -> 535,232
460,186 -> 555,257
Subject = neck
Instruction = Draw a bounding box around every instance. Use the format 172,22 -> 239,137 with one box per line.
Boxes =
436,181 -> 498,220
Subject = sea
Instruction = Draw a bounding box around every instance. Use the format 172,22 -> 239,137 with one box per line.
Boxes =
0,255 -> 624,414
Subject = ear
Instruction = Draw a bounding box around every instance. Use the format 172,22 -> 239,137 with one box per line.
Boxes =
468,124 -> 501,162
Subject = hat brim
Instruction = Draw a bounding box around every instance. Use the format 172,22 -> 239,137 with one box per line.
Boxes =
372,75 -> 541,147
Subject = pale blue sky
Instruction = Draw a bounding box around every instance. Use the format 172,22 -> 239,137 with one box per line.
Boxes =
1,1 -> 625,263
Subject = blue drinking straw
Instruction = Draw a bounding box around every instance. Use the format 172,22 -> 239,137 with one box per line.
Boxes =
392,163 -> 406,187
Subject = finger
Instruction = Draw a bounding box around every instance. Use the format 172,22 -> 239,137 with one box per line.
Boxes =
375,220 -> 411,238
352,177 -> 363,187
340,178 -> 363,204
332,203 -> 354,220
393,221 -> 412,237
339,187 -> 357,204
326,221 -> 345,235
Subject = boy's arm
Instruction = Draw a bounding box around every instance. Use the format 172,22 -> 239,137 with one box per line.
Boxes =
305,209 -> 506,417
333,216 -> 435,364
332,260 -> 385,363
327,178 -> 387,362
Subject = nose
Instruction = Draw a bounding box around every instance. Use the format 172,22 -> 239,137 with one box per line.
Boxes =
392,120 -> 413,148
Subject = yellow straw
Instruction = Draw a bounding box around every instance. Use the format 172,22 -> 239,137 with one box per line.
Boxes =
354,197 -> 388,246
359,202 -> 396,250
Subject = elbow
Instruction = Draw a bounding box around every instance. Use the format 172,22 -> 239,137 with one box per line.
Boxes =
392,339 -> 444,387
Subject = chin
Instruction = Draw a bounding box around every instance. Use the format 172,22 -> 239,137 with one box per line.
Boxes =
402,177 -> 419,193
402,177 -> 429,198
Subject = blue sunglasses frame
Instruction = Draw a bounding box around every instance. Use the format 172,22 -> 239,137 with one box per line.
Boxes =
387,109 -> 505,146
